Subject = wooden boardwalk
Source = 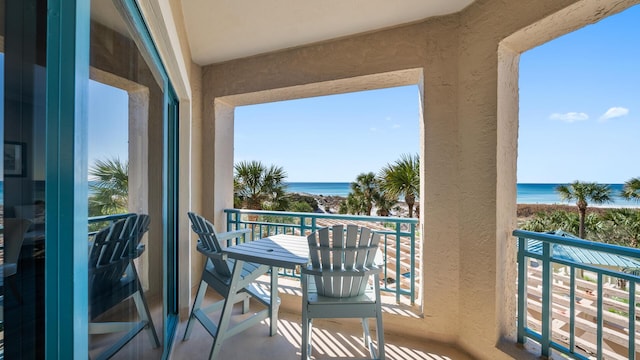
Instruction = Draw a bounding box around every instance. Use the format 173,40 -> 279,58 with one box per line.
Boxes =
522,264 -> 640,359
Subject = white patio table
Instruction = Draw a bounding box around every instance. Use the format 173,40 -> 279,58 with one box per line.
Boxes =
211,233 -> 308,356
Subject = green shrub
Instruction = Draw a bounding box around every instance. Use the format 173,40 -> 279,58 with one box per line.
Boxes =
288,201 -> 314,213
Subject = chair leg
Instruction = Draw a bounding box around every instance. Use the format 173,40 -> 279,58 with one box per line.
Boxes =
301,273 -> 310,360
361,318 -> 374,354
375,312 -> 385,359
242,296 -> 250,313
132,289 -> 160,348
301,318 -> 313,360
374,277 -> 385,359
208,260 -> 244,360
183,279 -> 208,340
131,265 -> 160,348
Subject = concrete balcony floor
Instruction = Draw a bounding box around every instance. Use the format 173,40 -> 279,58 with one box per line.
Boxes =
172,276 -> 475,360
91,276 -> 476,359
171,308 -> 474,360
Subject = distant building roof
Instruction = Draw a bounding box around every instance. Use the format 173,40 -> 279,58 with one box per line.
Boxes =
525,230 -> 640,269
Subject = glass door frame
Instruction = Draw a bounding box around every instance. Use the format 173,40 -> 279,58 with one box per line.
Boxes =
45,0 -> 179,357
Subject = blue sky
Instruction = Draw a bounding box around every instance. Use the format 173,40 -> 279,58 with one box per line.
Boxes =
517,5 -> 640,184
86,5 -> 639,184
234,5 -> 639,183
234,85 -> 421,182
88,80 -> 129,172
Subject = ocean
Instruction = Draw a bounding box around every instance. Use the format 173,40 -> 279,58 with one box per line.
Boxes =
0,182 -> 637,207
285,182 -> 640,207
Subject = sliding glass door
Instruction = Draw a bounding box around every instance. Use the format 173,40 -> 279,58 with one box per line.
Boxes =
1,1 -> 178,358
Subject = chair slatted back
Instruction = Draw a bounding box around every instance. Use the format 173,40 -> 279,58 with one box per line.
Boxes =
187,211 -> 232,277
3,218 -> 33,272
307,224 -> 381,298
88,214 -> 149,294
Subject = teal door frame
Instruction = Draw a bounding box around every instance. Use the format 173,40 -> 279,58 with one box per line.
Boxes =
45,0 -> 91,357
45,0 -> 179,357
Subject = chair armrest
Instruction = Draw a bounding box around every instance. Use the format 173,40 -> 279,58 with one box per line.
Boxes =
301,265 -> 382,277
216,228 -> 251,241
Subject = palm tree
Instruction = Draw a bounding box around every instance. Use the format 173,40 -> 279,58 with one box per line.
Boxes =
373,192 -> 397,217
89,157 -> 129,216
379,153 -> 420,218
602,209 -> 640,248
233,160 -> 287,210
621,177 -> 640,201
344,192 -> 368,215
556,181 -> 611,239
521,210 -> 579,234
349,172 -> 380,216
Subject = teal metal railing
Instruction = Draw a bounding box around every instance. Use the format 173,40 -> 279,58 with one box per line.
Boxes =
88,213 -> 136,236
224,208 -> 419,304
514,229 -> 640,360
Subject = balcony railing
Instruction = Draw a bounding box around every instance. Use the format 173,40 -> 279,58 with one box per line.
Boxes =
88,213 -> 137,236
514,229 -> 640,360
224,208 -> 419,304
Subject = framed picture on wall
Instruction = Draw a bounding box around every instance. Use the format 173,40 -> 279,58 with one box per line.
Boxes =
4,141 -> 26,177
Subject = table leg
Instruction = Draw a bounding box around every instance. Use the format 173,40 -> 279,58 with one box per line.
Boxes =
270,266 -> 279,336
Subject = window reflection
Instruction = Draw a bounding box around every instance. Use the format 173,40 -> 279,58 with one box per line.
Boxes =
2,0 -> 48,358
88,1 -> 165,358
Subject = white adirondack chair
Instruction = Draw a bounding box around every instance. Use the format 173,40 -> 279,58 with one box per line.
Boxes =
183,212 -> 271,359
301,224 -> 385,360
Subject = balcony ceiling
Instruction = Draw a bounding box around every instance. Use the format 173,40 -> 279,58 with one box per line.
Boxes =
180,0 -> 475,65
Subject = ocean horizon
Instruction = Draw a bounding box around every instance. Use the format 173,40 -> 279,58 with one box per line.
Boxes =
285,182 -> 640,207
0,182 -> 637,208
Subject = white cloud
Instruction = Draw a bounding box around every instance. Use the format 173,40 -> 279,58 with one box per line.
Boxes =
599,107 -> 629,121
549,112 -> 589,123
392,124 -> 401,129
369,127 -> 378,132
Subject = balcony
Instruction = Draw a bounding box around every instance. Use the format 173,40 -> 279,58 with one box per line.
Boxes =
170,280 -> 474,360
224,209 -> 420,304
86,211 -> 640,359
514,229 -> 640,360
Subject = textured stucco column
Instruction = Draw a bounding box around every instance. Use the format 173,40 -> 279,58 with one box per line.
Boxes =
213,100 -> 236,230
419,16 -> 463,342
452,1 -> 640,358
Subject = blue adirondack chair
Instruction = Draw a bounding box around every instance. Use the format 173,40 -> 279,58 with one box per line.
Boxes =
301,224 -> 385,360
183,211 -> 272,359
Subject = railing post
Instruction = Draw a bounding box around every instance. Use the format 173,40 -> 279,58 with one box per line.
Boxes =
597,273 -> 603,360
409,222 -> 416,305
395,223 -> 402,303
226,210 -> 232,232
541,241 -> 553,358
310,217 -> 317,234
569,267 -> 576,353
629,281 -> 636,359
517,236 -> 527,345
300,215 -> 307,236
